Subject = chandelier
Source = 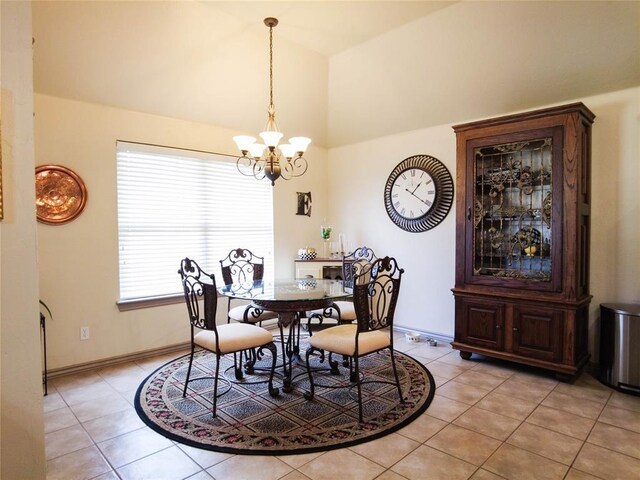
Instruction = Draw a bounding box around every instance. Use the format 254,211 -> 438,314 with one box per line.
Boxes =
233,17 -> 311,186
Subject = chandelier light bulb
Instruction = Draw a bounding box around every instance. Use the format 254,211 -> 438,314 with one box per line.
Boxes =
233,135 -> 256,152
259,130 -> 284,148
248,143 -> 267,159
289,137 -> 312,154
278,143 -> 296,159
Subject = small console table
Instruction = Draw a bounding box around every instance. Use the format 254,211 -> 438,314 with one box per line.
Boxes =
294,258 -> 342,279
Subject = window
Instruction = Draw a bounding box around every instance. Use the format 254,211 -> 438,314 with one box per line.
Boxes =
116,141 -> 274,306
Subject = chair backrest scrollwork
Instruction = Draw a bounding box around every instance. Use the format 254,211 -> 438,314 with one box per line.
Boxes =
353,256 -> 404,332
220,248 -> 265,286
178,258 -> 218,332
342,246 -> 378,289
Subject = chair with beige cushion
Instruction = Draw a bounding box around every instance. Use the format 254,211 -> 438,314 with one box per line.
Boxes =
306,246 -> 378,332
179,257 -> 278,417
219,248 -> 279,325
304,256 -> 404,423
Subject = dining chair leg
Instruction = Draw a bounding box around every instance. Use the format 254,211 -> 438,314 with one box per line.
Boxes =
265,342 -> 279,397
233,351 -> 244,380
244,348 -> 256,374
294,317 -> 301,356
327,352 -> 340,375
389,347 -> 404,401
349,357 -> 358,382
355,355 -> 363,423
212,354 -> 221,417
303,347 -> 317,400
182,343 -> 195,397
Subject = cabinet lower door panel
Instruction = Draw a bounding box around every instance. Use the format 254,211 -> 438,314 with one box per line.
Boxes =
456,300 -> 505,350
512,306 -> 563,362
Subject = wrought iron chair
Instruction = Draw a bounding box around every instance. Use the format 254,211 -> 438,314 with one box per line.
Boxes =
219,248 -> 279,325
179,258 -> 279,417
306,246 -> 378,333
304,256 -> 404,423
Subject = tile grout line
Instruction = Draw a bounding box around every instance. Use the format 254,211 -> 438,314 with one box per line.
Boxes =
573,393 -> 640,466
46,370 -> 170,478
46,347 -> 638,480
454,362 -> 526,480
422,354 -> 516,474
454,367 -> 584,475
494,377 -> 584,472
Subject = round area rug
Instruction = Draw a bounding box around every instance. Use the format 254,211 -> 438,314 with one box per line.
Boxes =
134,337 -> 435,455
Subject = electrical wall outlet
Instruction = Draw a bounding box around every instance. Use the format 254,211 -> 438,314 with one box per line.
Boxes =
80,326 -> 90,341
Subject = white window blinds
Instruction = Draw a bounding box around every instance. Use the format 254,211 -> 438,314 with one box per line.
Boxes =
116,141 -> 274,301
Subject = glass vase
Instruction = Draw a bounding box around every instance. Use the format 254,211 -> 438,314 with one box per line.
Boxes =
320,224 -> 332,258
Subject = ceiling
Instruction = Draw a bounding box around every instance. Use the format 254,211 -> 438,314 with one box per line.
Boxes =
199,1 -> 455,57
32,1 -> 640,148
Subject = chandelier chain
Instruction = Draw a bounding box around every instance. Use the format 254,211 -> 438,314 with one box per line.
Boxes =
269,24 -> 274,108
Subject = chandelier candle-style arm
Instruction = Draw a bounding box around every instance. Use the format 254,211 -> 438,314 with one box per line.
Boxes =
233,17 -> 311,186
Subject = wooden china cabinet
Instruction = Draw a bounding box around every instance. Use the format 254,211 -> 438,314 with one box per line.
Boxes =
451,103 -> 595,380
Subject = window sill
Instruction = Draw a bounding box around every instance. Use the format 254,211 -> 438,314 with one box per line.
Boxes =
117,294 -> 184,311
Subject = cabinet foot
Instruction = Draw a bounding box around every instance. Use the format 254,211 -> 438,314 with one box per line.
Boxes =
459,351 -> 472,360
555,372 -> 574,383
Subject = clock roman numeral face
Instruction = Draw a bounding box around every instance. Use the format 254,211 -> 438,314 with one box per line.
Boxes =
384,154 -> 454,232
391,168 -> 436,219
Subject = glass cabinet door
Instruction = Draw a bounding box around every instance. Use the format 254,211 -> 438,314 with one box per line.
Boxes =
471,133 -> 559,288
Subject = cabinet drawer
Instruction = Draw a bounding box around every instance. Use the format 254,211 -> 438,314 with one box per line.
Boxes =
456,299 -> 505,350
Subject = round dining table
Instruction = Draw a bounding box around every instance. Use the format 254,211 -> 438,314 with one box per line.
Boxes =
219,278 -> 350,391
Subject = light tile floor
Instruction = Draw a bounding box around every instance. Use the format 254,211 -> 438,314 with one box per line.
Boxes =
44,333 -> 640,480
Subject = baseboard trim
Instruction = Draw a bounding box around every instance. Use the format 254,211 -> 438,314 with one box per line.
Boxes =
47,342 -> 191,380
394,326 -> 454,344
47,326 -> 452,380
586,361 -> 598,375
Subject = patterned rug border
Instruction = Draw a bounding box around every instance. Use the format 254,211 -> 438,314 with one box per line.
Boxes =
134,347 -> 436,456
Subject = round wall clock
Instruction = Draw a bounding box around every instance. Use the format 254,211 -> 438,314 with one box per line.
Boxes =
35,165 -> 88,225
384,154 -> 454,233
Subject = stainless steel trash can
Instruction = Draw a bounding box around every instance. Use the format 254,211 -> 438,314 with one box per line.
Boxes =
599,303 -> 640,395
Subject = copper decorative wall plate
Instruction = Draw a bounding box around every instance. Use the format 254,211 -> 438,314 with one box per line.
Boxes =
35,165 -> 88,225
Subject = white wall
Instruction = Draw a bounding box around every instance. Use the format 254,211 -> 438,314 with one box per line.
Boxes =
328,87 -> 640,356
35,94 -> 328,370
328,1 -> 640,147
327,125 -> 456,338
1,1 -> 46,477
588,88 -> 640,342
